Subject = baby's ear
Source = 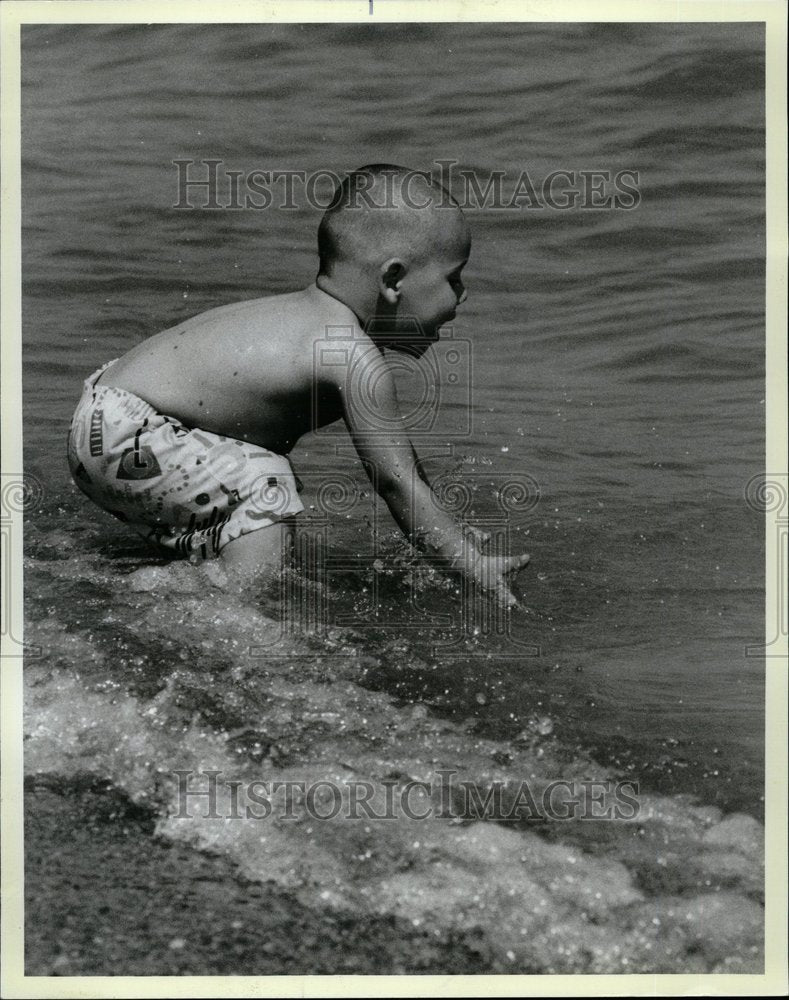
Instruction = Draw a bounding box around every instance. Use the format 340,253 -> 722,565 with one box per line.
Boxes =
379,258 -> 406,303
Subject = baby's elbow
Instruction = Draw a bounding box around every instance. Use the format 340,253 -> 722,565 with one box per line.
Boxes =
376,468 -> 409,499
374,460 -> 421,502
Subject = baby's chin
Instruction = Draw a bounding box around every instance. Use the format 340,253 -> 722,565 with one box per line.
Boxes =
372,318 -> 442,355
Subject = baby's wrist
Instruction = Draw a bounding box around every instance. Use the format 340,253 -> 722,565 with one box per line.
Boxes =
449,545 -> 483,578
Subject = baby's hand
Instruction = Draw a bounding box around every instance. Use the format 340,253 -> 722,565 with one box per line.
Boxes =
470,552 -> 531,609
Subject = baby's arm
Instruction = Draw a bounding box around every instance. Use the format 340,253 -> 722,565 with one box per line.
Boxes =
329,339 -> 529,607
409,442 -> 492,551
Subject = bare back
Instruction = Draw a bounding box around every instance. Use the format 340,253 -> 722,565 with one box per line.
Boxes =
99,286 -> 355,454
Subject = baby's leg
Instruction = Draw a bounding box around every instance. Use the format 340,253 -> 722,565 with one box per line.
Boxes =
219,519 -> 296,586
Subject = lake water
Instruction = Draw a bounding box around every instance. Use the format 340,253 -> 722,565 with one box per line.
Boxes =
21,22 -> 765,974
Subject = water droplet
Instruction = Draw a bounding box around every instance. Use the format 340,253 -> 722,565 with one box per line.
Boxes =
530,715 -> 554,736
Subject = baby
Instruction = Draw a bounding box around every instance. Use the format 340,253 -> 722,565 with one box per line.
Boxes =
67,164 -> 530,606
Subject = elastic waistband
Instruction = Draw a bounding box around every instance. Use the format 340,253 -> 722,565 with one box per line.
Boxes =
84,358 -> 120,393
80,362 -> 161,423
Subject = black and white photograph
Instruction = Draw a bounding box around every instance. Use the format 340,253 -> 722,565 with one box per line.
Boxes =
2,0 -> 787,993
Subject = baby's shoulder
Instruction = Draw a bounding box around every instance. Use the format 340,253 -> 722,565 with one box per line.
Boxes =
178,287 -> 365,383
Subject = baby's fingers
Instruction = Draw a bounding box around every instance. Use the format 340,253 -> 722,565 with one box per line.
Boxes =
494,580 -> 518,609
504,552 -> 531,574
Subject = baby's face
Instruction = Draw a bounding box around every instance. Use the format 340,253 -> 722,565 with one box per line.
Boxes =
389,220 -> 470,356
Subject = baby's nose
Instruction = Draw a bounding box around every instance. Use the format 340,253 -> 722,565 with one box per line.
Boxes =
457,286 -> 467,304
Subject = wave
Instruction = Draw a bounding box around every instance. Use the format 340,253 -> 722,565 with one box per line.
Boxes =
22,535 -> 764,974
600,49 -> 764,102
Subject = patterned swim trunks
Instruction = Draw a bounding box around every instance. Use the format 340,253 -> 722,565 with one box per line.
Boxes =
67,361 -> 304,558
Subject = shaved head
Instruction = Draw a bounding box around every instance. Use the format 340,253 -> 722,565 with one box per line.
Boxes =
317,164 -> 468,277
